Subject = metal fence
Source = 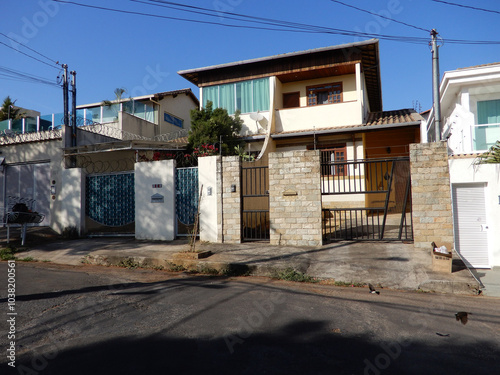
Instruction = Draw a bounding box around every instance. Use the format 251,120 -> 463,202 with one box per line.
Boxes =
321,157 -> 413,242
241,161 -> 269,241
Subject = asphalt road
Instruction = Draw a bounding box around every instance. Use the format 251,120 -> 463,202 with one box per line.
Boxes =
0,261 -> 499,375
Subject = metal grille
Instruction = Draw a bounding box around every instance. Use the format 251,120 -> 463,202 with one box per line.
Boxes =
321,157 -> 413,242
86,172 -> 135,227
175,167 -> 199,236
241,160 -> 269,241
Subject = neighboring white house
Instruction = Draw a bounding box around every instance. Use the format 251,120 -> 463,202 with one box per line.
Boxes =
425,63 -> 500,269
0,89 -> 199,236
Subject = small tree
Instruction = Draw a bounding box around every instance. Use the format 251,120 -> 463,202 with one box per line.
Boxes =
188,101 -> 244,156
101,88 -> 128,120
0,96 -> 24,121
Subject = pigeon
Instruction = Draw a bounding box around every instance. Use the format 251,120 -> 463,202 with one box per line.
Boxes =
455,311 -> 471,325
368,283 -> 380,295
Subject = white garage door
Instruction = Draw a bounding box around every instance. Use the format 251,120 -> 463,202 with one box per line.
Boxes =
452,184 -> 489,268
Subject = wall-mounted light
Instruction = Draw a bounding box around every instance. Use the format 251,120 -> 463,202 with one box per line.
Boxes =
231,184 -> 236,193
207,186 -> 212,196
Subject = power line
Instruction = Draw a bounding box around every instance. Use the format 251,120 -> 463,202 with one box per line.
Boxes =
431,0 -> 500,15
329,0 -> 430,33
0,33 -> 60,66
0,41 -> 60,70
52,0 -> 500,46
0,65 -> 60,88
135,0 -> 429,42
55,0 -> 428,44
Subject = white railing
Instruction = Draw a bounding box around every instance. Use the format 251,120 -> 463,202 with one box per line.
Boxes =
471,123 -> 500,151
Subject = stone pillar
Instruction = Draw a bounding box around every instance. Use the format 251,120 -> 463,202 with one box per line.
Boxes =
410,142 -> 454,250
221,156 -> 241,243
268,150 -> 322,246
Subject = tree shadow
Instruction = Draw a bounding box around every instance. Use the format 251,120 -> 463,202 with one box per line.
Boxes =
13,320 -> 499,375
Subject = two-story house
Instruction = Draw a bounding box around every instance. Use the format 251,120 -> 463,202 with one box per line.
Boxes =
179,39 -> 422,160
179,39 -> 423,241
425,63 -> 500,269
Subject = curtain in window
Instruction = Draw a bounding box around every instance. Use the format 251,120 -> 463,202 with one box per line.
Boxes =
220,84 -> 235,114
236,81 -> 252,113
145,104 -> 155,123
203,86 -> 219,108
478,99 -> 500,124
253,78 -> 270,112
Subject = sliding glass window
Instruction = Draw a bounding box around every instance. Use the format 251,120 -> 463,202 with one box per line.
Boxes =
203,77 -> 269,114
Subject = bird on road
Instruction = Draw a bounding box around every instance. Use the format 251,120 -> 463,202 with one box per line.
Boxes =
455,311 -> 471,325
368,283 -> 380,295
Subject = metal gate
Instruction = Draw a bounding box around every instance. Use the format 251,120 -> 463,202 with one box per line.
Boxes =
85,172 -> 135,235
241,159 -> 270,241
175,167 -> 199,236
321,157 -> 413,242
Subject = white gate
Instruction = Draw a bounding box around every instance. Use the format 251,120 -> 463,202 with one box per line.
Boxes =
0,163 -> 51,226
452,183 -> 490,268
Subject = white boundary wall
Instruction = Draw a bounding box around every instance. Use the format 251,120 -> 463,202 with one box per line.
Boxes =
135,159 -> 176,241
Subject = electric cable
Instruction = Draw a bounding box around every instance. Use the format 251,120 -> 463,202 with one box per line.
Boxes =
431,0 -> 500,15
0,41 -> 60,70
0,33 -> 60,66
329,0 -> 430,33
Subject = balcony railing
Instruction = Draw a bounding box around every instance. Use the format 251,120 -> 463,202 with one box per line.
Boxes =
472,123 -> 500,151
275,101 -> 362,133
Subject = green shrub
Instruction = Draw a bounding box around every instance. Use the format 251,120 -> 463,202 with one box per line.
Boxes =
273,268 -> 318,283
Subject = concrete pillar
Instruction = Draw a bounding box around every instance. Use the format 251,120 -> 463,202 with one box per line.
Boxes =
198,155 -> 221,242
58,167 -> 86,235
135,159 -> 176,241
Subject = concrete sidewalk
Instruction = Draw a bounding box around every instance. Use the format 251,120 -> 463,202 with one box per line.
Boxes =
1,227 -> 485,295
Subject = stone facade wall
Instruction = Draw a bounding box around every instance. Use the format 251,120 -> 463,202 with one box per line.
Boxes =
221,156 -> 241,243
268,150 -> 323,246
410,142 -> 454,250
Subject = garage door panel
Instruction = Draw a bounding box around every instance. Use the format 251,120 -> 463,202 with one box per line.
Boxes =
452,184 -> 489,268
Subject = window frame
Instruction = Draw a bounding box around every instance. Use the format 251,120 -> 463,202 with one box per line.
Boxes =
306,82 -> 343,106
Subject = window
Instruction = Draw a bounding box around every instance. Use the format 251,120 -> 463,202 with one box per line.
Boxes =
475,99 -> 500,151
283,92 -> 300,108
319,145 -> 347,176
203,78 -> 270,114
307,82 -> 342,106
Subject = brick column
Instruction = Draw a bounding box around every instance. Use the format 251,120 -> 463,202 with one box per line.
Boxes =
221,156 -> 241,243
268,150 -> 322,246
410,142 -> 454,251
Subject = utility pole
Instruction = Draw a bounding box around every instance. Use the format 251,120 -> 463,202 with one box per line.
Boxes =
62,64 -> 69,129
431,29 -> 442,141
70,70 -> 77,148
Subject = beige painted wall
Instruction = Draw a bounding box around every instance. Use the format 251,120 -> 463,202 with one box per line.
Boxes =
275,101 -> 363,133
158,93 -> 198,135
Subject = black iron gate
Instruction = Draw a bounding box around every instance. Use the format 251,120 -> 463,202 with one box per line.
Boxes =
241,159 -> 269,241
321,157 -> 413,242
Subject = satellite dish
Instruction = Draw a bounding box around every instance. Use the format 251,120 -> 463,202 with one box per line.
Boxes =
249,112 -> 264,121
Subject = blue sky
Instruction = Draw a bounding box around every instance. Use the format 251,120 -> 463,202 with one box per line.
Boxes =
1,0 -> 499,116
